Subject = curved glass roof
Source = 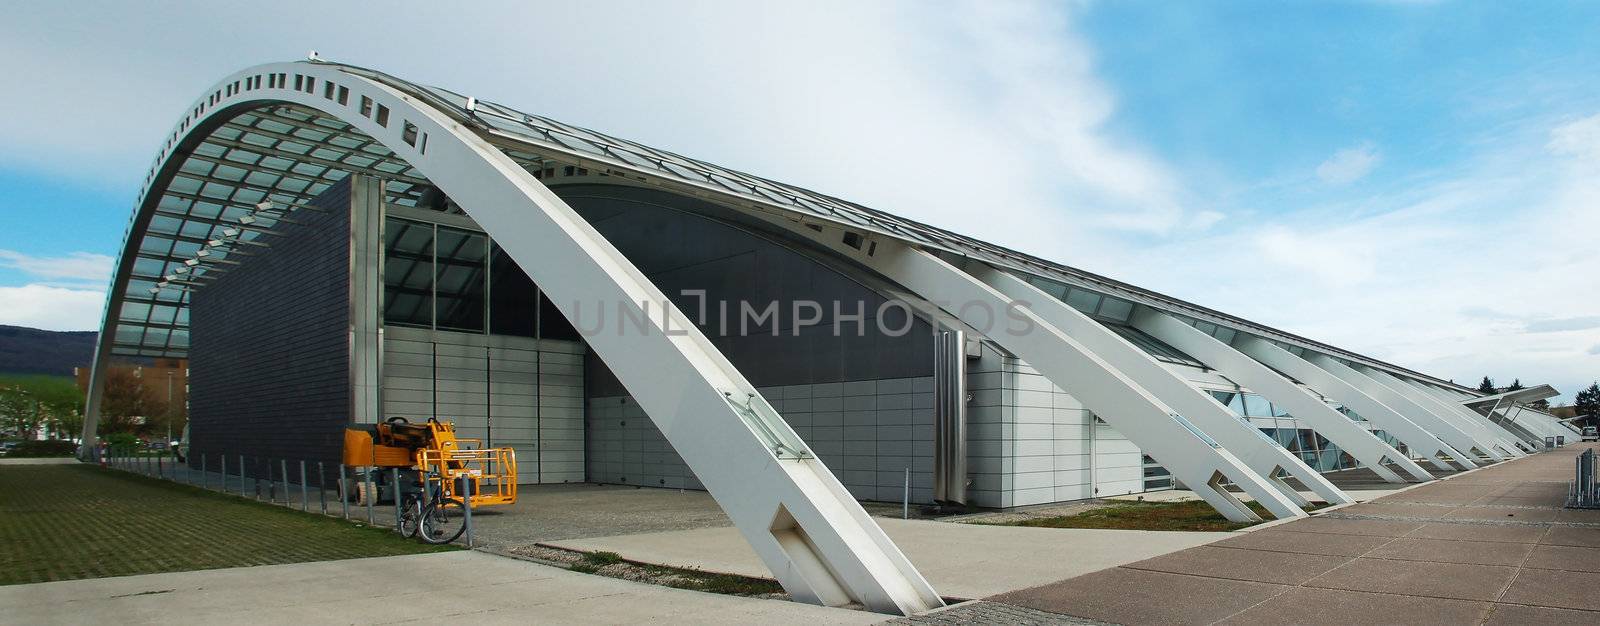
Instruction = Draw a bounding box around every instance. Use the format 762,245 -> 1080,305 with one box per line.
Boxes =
109,60 -> 1469,392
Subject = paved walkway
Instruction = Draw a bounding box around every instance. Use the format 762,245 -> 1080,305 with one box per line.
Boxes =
0,550 -> 882,625
543,518 -> 1230,600
988,443 -> 1600,625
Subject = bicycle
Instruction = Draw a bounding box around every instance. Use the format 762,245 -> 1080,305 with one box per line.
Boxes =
400,470 -> 467,545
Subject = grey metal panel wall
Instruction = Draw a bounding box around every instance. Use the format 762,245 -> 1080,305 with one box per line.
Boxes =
965,342 -> 1143,509
188,177 -> 353,474
587,376 -> 936,503
381,325 -> 584,483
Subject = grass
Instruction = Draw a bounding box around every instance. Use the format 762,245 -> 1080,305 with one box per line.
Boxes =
0,463 -> 455,585
981,499 -> 1327,532
551,548 -> 784,596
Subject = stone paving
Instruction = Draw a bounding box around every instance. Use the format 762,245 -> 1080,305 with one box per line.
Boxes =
986,443 -> 1600,625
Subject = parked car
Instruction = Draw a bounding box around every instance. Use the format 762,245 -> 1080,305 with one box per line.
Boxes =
1583,426 -> 1598,442
0,441 -> 19,456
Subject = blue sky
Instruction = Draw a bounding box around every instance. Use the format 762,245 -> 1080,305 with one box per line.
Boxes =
0,1 -> 1596,399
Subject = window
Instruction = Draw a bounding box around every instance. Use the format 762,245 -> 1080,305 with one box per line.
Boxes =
1242,393 -> 1273,417
1209,390 -> 1246,416
383,217 -> 434,327
434,227 -> 486,332
538,291 -> 581,340
488,243 -> 537,337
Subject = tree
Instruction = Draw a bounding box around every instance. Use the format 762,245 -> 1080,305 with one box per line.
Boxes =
0,375 -> 84,440
1508,379 -> 1524,392
98,368 -> 167,437
1576,382 -> 1600,428
1478,376 -> 1497,395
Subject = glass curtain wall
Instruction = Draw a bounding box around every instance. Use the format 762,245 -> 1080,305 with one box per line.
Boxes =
1208,390 -> 1359,472
382,216 -> 579,340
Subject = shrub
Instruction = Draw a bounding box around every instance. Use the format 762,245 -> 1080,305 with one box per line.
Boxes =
7,440 -> 79,458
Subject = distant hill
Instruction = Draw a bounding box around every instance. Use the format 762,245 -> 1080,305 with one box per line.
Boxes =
0,325 -> 97,378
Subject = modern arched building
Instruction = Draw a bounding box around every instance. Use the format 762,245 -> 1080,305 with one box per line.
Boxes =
81,60 -> 1576,614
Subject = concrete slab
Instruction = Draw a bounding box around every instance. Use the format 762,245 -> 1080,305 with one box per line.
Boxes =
991,566 -> 1289,626
976,443 -> 1600,624
1121,545 -> 1349,585
1304,558 -> 1519,601
1499,567 -> 1600,612
541,517 -> 1231,600
1363,536 -> 1536,567
0,551 -> 883,625
1211,528 -> 1392,557
1218,586 -> 1490,626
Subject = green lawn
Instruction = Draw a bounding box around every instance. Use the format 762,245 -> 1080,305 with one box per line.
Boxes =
0,464 -> 454,585
980,499 -> 1328,532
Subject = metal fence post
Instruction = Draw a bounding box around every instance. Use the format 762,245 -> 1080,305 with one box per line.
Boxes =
364,468 -> 375,525
300,460 -> 309,512
339,463 -> 350,520
391,468 -> 402,532
903,468 -> 910,520
157,455 -> 164,480
459,475 -> 474,548
318,462 -> 327,515
238,454 -> 245,497
202,453 -> 208,490
281,459 -> 289,507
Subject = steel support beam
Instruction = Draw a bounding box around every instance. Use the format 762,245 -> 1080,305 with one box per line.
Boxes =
1401,379 -> 1547,450
1358,368 -> 1523,458
753,224 -> 1305,522
1131,309 -> 1431,483
1233,337 -> 1469,471
977,270 -> 1350,506
1304,355 -> 1497,465
84,62 -> 942,616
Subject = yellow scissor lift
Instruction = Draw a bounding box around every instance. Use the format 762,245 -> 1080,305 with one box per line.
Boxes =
343,417 -> 516,542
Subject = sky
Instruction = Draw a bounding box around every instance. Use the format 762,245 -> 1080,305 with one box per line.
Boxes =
0,1 -> 1596,400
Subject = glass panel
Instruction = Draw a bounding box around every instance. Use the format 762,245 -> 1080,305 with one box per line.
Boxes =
538,291 -> 581,341
383,217 -> 433,327
1064,288 -> 1101,314
434,227 -> 486,332
1242,393 -> 1273,417
488,242 -> 537,337
1209,390 -> 1245,416
1096,297 -> 1133,321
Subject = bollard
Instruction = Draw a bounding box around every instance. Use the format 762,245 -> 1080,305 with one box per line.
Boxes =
903,468 -> 910,520
300,460 -> 309,512
365,469 -> 375,525
220,455 -> 227,493
391,468 -> 402,532
202,453 -> 209,490
238,455 -> 245,497
459,475 -> 474,548
281,459 -> 289,507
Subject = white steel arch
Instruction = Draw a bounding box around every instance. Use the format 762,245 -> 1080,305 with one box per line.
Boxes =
1129,309 -> 1433,483
80,62 -> 941,615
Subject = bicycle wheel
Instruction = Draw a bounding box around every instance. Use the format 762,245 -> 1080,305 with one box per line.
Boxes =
419,496 -> 467,545
398,495 -> 423,538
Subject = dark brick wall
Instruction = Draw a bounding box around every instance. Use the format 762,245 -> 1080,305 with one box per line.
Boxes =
188,178 -> 352,477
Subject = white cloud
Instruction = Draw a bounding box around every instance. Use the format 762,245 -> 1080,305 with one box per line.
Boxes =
0,250 -> 113,283
0,284 -> 105,331
1315,142 -> 1381,184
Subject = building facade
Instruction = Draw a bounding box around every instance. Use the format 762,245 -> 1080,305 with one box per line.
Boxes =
77,61 -> 1578,614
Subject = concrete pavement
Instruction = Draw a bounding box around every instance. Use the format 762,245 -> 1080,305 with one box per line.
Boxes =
0,550 -> 883,625
989,443 -> 1600,625
542,517 -> 1232,600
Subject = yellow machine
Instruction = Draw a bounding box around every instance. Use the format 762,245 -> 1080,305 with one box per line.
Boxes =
343,417 -> 517,508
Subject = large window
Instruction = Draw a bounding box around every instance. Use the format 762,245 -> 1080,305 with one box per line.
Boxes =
434,227 -> 486,332
384,217 -> 433,327
488,243 -> 537,337
383,217 -> 580,341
